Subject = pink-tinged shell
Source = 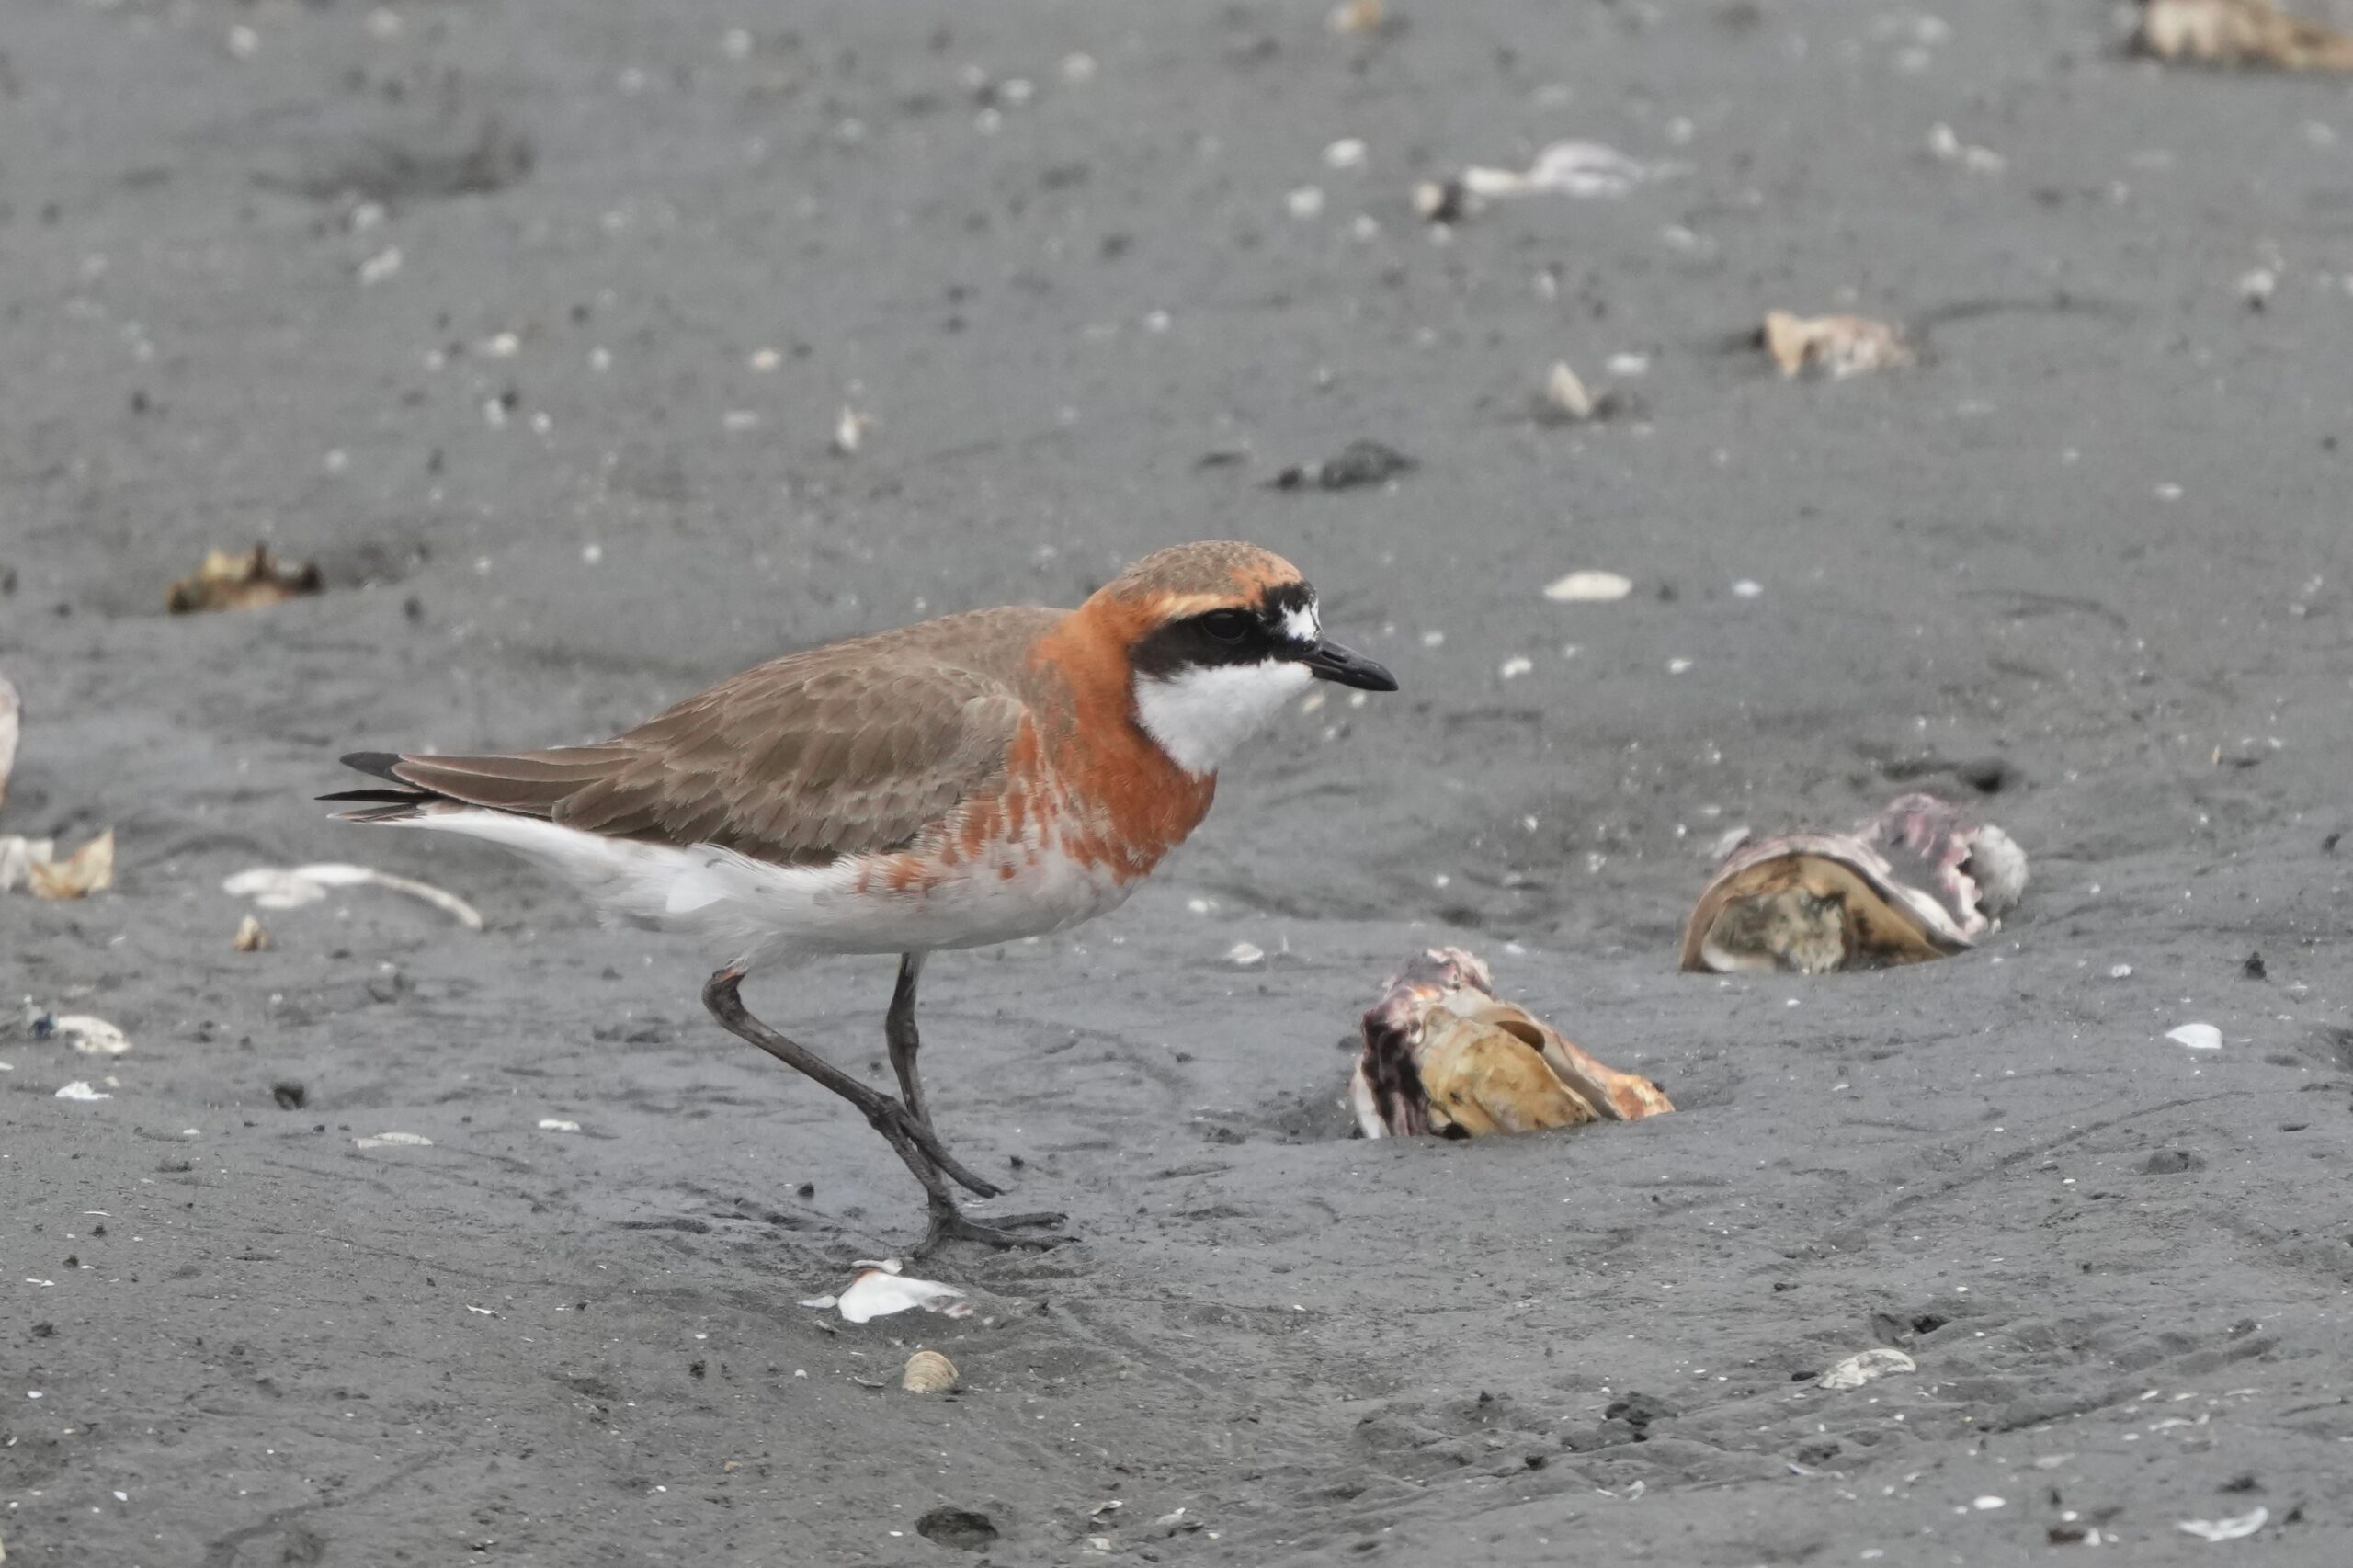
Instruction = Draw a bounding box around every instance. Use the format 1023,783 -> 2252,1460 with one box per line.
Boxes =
1680,792 -> 2028,974
1349,949 -> 1672,1139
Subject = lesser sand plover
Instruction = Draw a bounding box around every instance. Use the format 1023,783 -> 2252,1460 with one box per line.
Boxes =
326,541 -> 1397,1250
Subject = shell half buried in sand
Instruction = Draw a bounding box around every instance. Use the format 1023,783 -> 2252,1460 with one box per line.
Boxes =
901,1349 -> 960,1394
1681,793 -> 2027,974
1350,948 -> 1673,1139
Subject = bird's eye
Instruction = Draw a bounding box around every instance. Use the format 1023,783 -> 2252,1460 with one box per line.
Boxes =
1199,609 -> 1252,643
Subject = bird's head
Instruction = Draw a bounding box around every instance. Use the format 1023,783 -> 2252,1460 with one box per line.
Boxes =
1085,540 -> 1398,777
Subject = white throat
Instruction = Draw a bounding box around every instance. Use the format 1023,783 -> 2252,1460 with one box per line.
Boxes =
1133,660 -> 1314,776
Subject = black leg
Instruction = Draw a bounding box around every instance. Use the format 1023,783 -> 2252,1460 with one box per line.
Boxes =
885,953 -> 932,1129
701,968 -> 1071,1252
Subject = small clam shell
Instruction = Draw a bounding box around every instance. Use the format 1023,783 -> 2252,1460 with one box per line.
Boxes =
901,1349 -> 959,1394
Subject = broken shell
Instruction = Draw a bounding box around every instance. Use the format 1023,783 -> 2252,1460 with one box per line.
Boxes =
223,862 -> 483,929
165,545 -> 323,614
233,913 -> 272,952
1819,1347 -> 1915,1391
1542,360 -> 1597,421
53,1015 -> 131,1056
1350,948 -> 1673,1138
1681,794 -> 2026,974
28,828 -> 114,901
2139,0 -> 2353,70
801,1258 -> 974,1324
1760,311 -> 1910,379
0,671 -> 17,812
901,1349 -> 960,1393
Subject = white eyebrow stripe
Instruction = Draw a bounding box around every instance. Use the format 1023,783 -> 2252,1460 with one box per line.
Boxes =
1282,604 -> 1320,645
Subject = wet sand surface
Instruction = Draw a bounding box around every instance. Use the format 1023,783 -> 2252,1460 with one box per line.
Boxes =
6,2 -> 2353,1562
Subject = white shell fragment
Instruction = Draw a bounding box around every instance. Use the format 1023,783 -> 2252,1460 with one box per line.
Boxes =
1543,361 -> 1597,420
1543,570 -> 1634,603
1227,941 -> 1267,967
353,1131 -> 434,1149
2177,1506 -> 2268,1542
2167,1023 -> 2223,1051
55,1081 -> 111,1102
54,1016 -> 131,1056
800,1258 -> 974,1324
1818,1347 -> 1916,1391
1462,141 -> 1653,200
537,1118 -> 582,1132
233,914 -> 271,952
223,863 -> 483,929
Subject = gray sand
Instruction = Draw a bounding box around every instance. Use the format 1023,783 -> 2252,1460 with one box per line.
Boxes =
6,2 -> 2352,1562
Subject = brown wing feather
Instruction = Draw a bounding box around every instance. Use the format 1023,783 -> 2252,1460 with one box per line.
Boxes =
381,608 -> 1057,866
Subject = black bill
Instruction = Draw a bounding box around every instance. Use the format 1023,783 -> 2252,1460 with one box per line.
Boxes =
1301,637 -> 1399,691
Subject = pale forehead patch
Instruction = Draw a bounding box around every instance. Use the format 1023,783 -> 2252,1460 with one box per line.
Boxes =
1282,603 -> 1321,645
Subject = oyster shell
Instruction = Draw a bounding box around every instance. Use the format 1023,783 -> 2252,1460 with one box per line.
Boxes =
2138,0 -> 2353,70
901,1349 -> 960,1394
1350,949 -> 1673,1138
1681,793 -> 2026,974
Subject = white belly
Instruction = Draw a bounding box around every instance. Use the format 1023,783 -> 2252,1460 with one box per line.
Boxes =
397,808 -> 1139,971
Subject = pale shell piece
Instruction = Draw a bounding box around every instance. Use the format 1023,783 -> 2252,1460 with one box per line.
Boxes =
1761,311 -> 1910,379
1542,570 -> 1633,603
353,1131 -> 434,1148
901,1349 -> 960,1393
165,545 -> 323,614
0,836 -> 54,892
801,1258 -> 974,1324
2141,0 -> 2353,70
233,914 -> 271,952
0,671 -> 17,812
2177,1506 -> 2268,1542
1462,141 -> 1650,200
2167,1023 -> 2223,1051
54,1081 -> 111,1102
223,863 -> 483,929
28,829 -> 113,901
1543,361 -> 1597,420
1818,1347 -> 1915,1391
54,1016 -> 131,1056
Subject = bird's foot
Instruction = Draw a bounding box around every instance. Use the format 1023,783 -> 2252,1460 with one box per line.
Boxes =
868,1101 -> 1004,1199
915,1205 -> 1073,1256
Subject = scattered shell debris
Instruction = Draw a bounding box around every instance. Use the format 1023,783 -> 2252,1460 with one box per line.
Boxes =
54,1081 -> 111,1103
1760,311 -> 1912,380
901,1349 -> 960,1393
800,1259 -> 974,1324
2139,0 -> 2353,70
1227,941 -> 1267,967
2167,1022 -> 2224,1051
165,545 -> 324,614
10,829 -> 116,902
831,406 -> 869,455
353,1131 -> 434,1149
1537,359 -> 1627,424
1927,123 -> 2005,174
0,671 -> 17,811
1818,1347 -> 1916,1391
1682,794 -> 2027,974
2177,1506 -> 2268,1541
1272,439 -> 1415,491
232,914 -> 271,952
1351,948 -> 1674,1138
537,1118 -> 582,1132
1543,570 -> 1633,603
223,863 -> 483,929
